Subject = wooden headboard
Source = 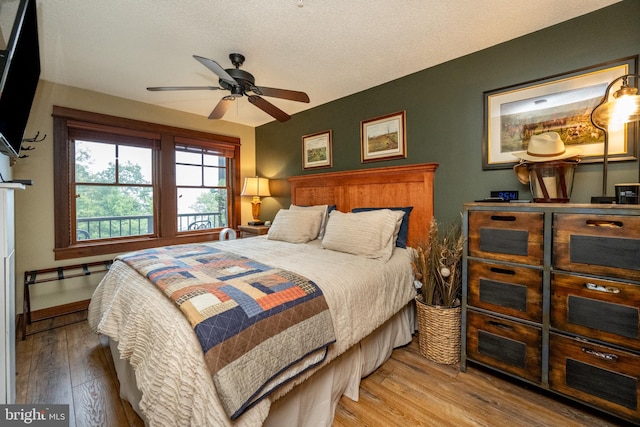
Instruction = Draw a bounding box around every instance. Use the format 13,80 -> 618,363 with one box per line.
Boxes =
288,163 -> 438,248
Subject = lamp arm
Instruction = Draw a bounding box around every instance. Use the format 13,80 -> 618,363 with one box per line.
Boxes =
591,91 -> 609,197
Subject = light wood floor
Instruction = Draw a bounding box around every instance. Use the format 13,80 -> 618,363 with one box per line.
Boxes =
16,311 -> 630,426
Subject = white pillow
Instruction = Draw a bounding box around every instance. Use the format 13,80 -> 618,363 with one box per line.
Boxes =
267,209 -> 324,243
321,209 -> 405,262
290,204 -> 329,239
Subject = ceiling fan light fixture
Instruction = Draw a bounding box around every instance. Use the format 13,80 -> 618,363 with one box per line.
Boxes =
230,86 -> 244,97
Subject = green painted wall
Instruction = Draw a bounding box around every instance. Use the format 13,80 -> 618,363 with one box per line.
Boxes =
256,1 -> 640,223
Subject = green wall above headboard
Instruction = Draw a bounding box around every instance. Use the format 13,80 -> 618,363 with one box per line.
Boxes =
256,1 -> 640,224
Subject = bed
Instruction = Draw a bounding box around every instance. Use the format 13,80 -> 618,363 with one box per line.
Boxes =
88,163 -> 437,426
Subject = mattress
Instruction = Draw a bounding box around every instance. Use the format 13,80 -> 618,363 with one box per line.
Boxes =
89,236 -> 416,426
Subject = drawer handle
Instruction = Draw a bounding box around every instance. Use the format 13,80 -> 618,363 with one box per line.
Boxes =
586,219 -> 623,228
582,347 -> 619,362
490,215 -> 516,222
488,320 -> 514,331
490,267 -> 515,276
584,282 -> 621,294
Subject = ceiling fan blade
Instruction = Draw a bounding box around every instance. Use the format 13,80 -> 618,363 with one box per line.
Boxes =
209,96 -> 235,119
248,95 -> 291,122
147,86 -> 222,91
193,55 -> 237,85
253,86 -> 310,103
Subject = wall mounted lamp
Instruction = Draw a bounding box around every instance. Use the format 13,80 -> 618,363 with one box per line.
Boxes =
240,176 -> 271,225
590,73 -> 640,203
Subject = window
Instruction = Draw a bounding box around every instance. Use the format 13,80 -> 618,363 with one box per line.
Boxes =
175,142 -> 230,232
74,138 -> 155,242
53,107 -> 241,260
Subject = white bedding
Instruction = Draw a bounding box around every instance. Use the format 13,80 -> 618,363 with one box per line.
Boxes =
88,236 -> 416,426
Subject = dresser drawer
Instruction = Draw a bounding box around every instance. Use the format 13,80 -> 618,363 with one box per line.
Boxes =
551,272 -> 640,351
467,260 -> 542,323
468,210 -> 543,265
553,213 -> 640,282
549,333 -> 640,423
466,310 -> 541,383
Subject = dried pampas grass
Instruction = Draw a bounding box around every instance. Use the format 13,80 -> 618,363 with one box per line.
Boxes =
411,216 -> 463,307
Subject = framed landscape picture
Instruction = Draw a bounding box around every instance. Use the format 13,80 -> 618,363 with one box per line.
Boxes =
302,130 -> 332,170
361,111 -> 406,163
482,56 -> 637,170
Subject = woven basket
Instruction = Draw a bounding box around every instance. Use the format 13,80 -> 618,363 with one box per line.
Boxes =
415,294 -> 461,365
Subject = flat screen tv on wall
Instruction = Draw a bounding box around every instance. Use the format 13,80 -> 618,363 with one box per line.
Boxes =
0,0 -> 40,158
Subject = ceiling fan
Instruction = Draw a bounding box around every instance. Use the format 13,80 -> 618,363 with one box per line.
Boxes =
147,53 -> 310,122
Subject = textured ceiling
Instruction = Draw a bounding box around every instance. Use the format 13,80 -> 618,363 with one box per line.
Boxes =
33,0 -> 620,127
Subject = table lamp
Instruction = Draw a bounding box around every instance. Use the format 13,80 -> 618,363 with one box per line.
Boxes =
590,73 -> 640,203
241,176 -> 271,225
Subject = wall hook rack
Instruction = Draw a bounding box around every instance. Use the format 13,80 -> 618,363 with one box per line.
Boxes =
10,131 -> 46,166
21,131 -> 46,143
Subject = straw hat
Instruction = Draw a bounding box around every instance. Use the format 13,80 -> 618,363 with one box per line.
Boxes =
512,132 -> 582,162
512,132 -> 582,185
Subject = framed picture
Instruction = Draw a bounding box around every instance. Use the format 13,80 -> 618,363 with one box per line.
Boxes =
483,56 -> 638,170
361,111 -> 407,163
302,130 -> 332,170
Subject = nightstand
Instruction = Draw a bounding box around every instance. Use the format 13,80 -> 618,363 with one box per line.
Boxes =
238,225 -> 270,238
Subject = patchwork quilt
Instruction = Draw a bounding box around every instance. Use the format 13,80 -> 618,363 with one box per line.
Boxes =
118,243 -> 336,420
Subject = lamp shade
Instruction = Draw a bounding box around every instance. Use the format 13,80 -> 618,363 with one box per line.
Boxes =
241,177 -> 271,197
592,74 -> 640,126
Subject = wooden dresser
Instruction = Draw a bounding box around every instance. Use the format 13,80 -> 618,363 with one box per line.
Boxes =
461,203 -> 640,424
